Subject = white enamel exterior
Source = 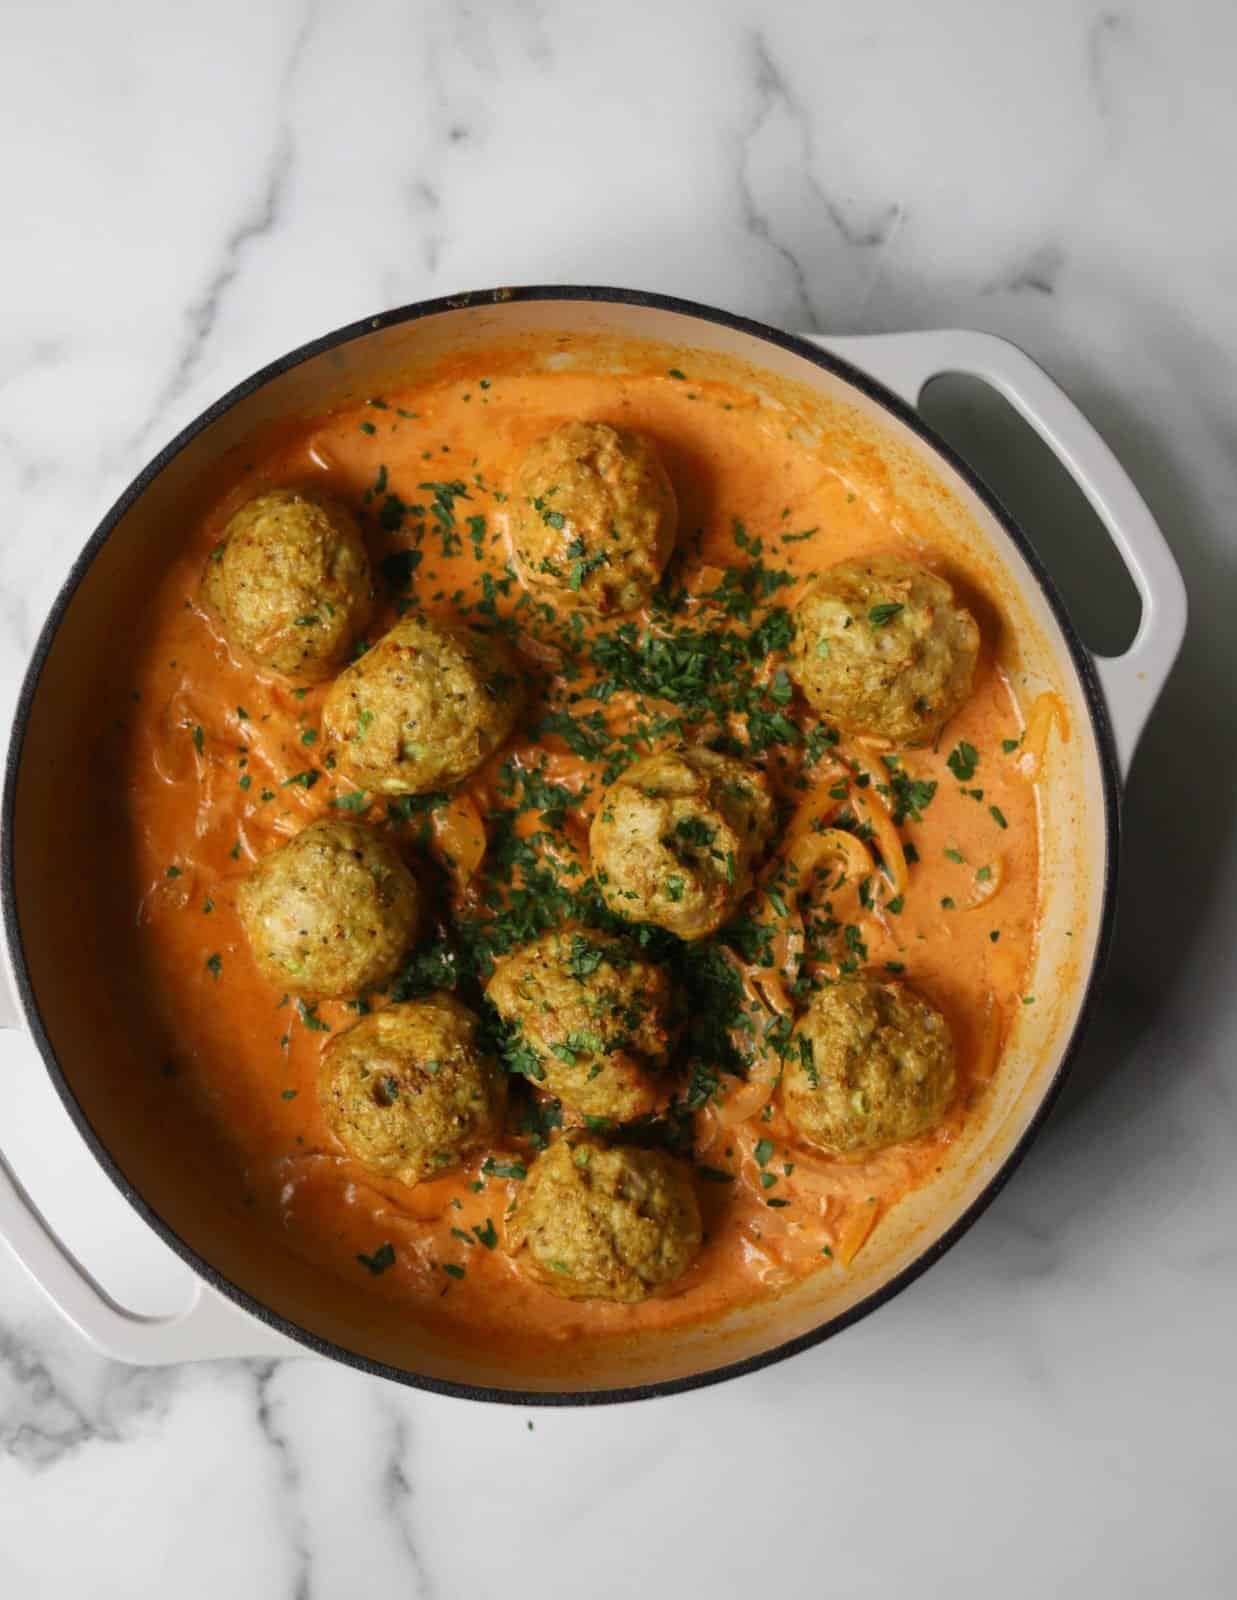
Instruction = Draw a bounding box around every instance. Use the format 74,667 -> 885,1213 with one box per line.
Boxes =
0,316 -> 1185,1373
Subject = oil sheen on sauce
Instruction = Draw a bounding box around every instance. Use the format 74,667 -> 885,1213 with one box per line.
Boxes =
126,353 -> 1039,1355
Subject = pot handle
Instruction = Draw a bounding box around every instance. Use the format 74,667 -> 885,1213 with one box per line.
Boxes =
0,1147 -> 299,1362
808,330 -> 1187,777
0,955 -> 20,1030
0,875 -> 298,1360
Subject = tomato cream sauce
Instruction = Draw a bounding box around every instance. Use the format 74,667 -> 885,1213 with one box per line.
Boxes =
124,352 -> 1040,1356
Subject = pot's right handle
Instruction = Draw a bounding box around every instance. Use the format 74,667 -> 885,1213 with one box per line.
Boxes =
810,330 -> 1188,777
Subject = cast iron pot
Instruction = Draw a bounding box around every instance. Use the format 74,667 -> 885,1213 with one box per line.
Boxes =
0,289 -> 1186,1402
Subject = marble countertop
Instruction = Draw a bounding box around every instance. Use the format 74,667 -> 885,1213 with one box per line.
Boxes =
2,1 -> 1235,1594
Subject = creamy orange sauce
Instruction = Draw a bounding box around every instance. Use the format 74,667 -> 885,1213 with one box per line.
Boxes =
123,352 -> 1040,1358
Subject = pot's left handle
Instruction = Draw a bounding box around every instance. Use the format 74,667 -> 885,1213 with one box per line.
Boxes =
0,962 -> 298,1364
0,1151 -> 299,1363
0,951 -> 20,1030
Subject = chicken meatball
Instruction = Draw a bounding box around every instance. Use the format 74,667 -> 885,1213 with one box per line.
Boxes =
788,555 -> 979,745
237,818 -> 418,998
203,488 -> 371,684
486,929 -> 675,1121
510,421 -> 677,615
781,977 -> 956,1154
319,995 -> 506,1183
321,613 -> 522,795
589,746 -> 774,940
506,1136 -> 701,1302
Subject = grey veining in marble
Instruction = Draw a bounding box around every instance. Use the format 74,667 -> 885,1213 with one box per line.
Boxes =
2,1 -> 1236,1595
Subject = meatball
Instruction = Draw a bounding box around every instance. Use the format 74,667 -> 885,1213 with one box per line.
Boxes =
485,929 -> 675,1121
319,994 -> 506,1183
781,977 -> 956,1154
510,421 -> 677,615
203,488 -> 371,684
506,1136 -> 701,1302
589,746 -> 774,940
237,818 -> 418,998
321,613 -> 522,795
788,555 -> 979,745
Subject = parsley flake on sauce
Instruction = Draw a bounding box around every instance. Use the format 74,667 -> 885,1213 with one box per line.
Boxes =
357,1242 -> 396,1275
481,1157 -> 527,1181
296,999 -> 330,1033
947,741 -> 979,782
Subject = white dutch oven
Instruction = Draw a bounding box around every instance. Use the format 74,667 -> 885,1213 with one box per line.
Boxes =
0,291 -> 1186,1401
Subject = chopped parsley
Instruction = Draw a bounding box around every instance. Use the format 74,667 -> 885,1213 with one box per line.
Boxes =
379,547 -> 422,588
881,766 -> 937,825
947,741 -> 979,782
356,1242 -> 396,1275
296,999 -> 330,1032
868,602 -> 904,627
481,1157 -> 527,1181
565,934 -> 608,978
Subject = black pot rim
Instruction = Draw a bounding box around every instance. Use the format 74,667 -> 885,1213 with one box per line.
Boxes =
1,284 -> 1122,1406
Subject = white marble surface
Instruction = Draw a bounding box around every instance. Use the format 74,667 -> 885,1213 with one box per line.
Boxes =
2,0 -> 1236,1594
